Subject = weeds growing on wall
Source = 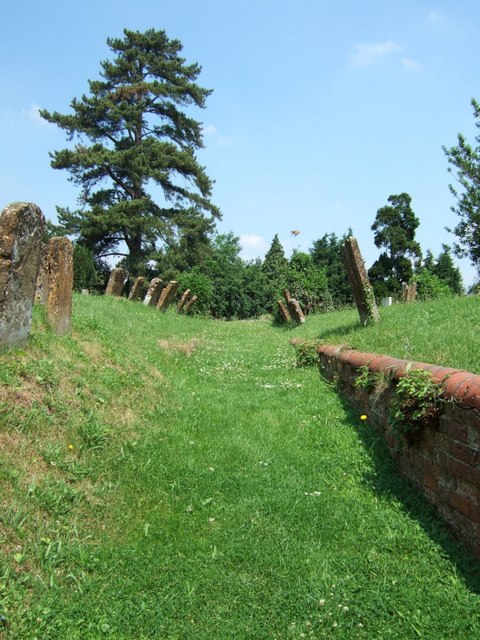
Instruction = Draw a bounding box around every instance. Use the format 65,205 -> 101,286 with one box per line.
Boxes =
389,367 -> 446,445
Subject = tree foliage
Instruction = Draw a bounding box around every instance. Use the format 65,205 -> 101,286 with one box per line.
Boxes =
444,98 -> 480,268
310,230 -> 353,307
262,234 -> 288,310
368,193 -> 421,298
41,28 -> 220,274
287,251 -> 331,314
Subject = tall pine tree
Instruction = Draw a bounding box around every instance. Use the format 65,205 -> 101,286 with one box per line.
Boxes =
41,28 -> 220,273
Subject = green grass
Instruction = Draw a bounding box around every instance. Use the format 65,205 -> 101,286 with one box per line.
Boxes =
292,295 -> 480,373
0,295 -> 479,638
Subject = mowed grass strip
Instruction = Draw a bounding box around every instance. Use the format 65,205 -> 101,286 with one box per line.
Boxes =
0,295 -> 479,639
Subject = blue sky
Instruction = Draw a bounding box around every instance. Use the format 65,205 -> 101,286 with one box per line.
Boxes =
1,0 -> 480,284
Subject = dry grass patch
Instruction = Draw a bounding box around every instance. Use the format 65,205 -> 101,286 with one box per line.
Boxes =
157,338 -> 200,356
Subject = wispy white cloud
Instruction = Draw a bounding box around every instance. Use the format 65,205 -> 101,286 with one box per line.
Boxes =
350,40 -> 404,67
22,103 -> 49,125
202,123 -> 218,136
426,8 -> 446,26
401,56 -> 421,71
239,234 -> 267,260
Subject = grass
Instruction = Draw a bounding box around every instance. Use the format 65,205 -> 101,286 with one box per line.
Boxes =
292,295 -> 480,373
0,294 -> 479,638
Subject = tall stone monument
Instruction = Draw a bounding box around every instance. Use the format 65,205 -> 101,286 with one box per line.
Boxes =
46,237 -> 73,335
157,280 -> 178,311
0,202 -> 45,349
105,268 -> 128,297
128,276 -> 145,301
144,278 -> 164,306
341,236 -> 380,326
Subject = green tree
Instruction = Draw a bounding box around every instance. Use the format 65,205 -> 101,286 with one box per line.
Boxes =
262,234 -> 288,310
73,244 -> 99,292
310,230 -> 353,307
287,251 -> 331,314
368,193 -> 422,298
443,98 -> 480,268
41,28 -> 220,274
432,244 -> 463,295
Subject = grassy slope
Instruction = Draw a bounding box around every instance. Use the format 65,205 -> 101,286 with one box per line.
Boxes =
293,295 -> 480,374
0,295 -> 479,639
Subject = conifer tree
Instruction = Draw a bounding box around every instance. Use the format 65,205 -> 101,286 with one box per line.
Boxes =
368,193 -> 421,298
41,28 -> 220,273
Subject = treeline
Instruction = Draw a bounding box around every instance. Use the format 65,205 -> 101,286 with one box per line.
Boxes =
73,210 -> 463,320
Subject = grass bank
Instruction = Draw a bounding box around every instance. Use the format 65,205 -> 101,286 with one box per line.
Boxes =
0,295 -> 479,638
293,295 -> 480,374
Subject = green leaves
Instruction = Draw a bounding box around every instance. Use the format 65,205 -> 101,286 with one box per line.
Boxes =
41,28 -> 219,273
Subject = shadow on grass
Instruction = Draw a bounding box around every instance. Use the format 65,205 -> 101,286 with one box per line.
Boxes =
314,319 -> 363,343
338,395 -> 480,594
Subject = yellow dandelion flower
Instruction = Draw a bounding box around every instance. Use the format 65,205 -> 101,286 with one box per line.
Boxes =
360,414 -> 368,421
68,444 -> 74,450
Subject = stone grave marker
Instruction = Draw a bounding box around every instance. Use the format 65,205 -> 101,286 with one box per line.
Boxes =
144,278 -> 164,306
288,298 -> 305,324
341,236 -> 380,326
183,294 -> 198,314
277,299 -> 292,323
46,237 -> 73,335
177,288 -> 191,313
128,276 -> 145,301
402,281 -> 417,303
0,202 -> 45,350
105,268 -> 128,296
157,280 -> 178,311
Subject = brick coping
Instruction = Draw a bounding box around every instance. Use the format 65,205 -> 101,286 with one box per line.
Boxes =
317,345 -> 480,411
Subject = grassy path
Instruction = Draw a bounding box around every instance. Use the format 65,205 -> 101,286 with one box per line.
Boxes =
1,296 -> 480,638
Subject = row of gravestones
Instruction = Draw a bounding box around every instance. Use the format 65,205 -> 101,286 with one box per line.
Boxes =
104,268 -> 198,314
0,202 -> 73,351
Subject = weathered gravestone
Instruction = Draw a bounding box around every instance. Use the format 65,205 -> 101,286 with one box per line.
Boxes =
0,202 -> 45,350
105,268 -> 128,297
287,298 -> 305,324
183,294 -> 198,314
402,281 -> 417,303
341,236 -> 379,326
177,288 -> 191,313
144,278 -> 164,306
46,237 -> 73,335
157,280 -> 178,312
277,299 -> 292,323
128,276 -> 145,301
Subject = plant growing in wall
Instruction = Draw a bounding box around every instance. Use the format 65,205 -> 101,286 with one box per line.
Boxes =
389,367 -> 445,445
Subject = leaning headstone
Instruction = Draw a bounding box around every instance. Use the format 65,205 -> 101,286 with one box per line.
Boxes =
283,289 -> 292,305
105,268 -> 128,297
0,202 -> 45,350
144,278 -> 164,306
46,237 -> 73,335
35,243 -> 50,305
402,281 -> 417,303
157,280 -> 179,311
177,288 -> 191,313
128,276 -> 145,301
184,294 -> 198,314
341,236 -> 380,326
288,298 -> 305,324
277,299 -> 291,323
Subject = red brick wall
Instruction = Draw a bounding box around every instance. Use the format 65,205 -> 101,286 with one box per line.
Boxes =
318,345 -> 480,556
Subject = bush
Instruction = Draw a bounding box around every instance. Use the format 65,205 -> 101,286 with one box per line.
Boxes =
73,244 -> 99,292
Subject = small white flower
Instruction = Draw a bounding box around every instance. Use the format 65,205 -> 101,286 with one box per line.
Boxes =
319,599 -> 326,606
